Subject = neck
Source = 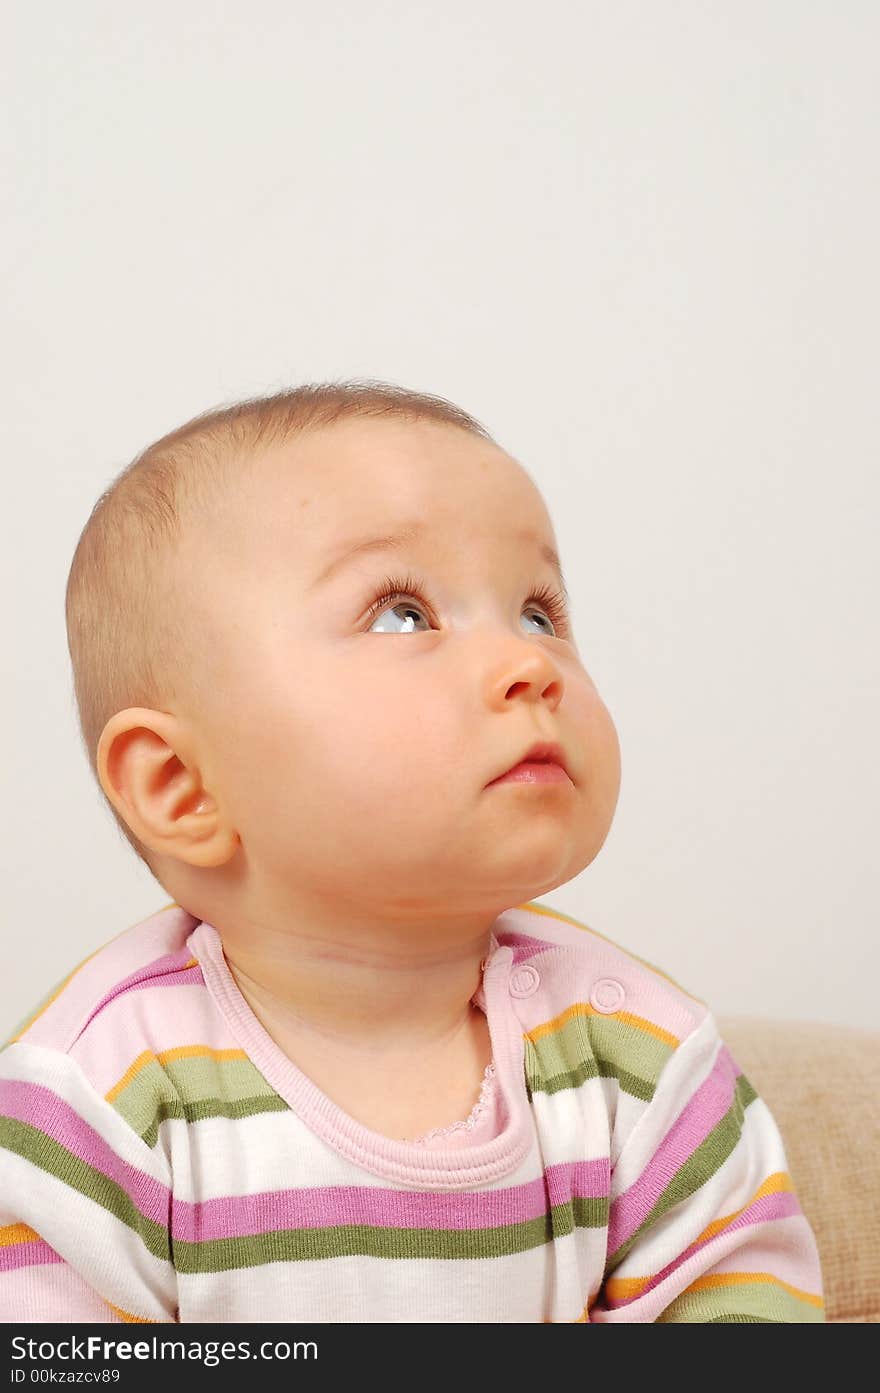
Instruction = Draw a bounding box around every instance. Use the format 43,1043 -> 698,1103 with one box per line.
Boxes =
211,908 -> 496,1056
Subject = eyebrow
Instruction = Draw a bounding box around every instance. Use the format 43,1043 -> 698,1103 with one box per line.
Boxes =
309,522 -> 569,606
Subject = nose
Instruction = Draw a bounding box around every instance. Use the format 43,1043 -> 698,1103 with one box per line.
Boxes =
486,641 -> 564,710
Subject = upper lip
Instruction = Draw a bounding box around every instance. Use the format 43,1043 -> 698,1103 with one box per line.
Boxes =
492,741 -> 570,782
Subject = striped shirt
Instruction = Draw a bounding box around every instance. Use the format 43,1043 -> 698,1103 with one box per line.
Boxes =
0,899 -> 824,1323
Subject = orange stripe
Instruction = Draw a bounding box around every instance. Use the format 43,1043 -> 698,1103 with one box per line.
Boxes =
0,1229 -> 171,1320
685,1270 -> 824,1308
605,1273 -> 651,1300
154,1043 -> 245,1065
0,1223 -> 41,1248
604,1173 -> 798,1300
694,1171 -> 794,1246
526,999 -> 680,1050
105,1043 -> 249,1101
105,1050 -> 155,1102
105,1300 -> 169,1323
522,901 -> 705,1004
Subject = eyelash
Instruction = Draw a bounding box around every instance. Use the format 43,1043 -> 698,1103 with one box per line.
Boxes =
362,572 -> 570,636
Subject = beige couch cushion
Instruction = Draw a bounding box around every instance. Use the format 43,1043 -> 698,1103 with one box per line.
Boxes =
718,1016 -> 880,1323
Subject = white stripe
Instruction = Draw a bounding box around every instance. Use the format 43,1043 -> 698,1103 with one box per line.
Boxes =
608,1094 -> 794,1275
69,982 -> 245,1096
595,1213 -> 821,1322
158,1071 -> 624,1201
1,1043 -> 171,1187
176,1236 -> 604,1323
609,1011 -> 723,1194
0,1148 -> 176,1321
0,1261 -> 129,1322
159,1107 -> 550,1199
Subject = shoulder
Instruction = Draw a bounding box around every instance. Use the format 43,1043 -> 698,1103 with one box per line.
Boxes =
494,901 -> 712,1094
0,903 -> 222,1148
496,899 -> 707,1030
0,907 -> 284,1194
4,902 -> 204,1056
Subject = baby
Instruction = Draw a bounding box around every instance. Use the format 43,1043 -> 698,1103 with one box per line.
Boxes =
0,380 -> 824,1323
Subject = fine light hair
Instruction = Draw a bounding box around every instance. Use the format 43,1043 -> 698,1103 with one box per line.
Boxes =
65,378 -> 496,875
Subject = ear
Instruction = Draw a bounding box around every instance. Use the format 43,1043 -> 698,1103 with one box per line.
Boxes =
95,708 -> 239,868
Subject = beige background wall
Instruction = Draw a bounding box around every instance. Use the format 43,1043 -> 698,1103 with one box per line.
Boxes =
3,1 -> 877,1034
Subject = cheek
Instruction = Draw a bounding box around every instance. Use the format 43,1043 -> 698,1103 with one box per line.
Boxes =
322,668 -> 477,828
323,667 -> 456,780
582,695 -> 622,814
564,669 -> 621,780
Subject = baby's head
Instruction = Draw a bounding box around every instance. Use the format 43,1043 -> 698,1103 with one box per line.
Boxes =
66,380 -> 621,936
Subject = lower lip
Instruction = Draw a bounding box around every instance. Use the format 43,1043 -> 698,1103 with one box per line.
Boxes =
488,761 -> 571,786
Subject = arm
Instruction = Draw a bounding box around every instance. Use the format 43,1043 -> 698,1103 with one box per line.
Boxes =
0,1226 -> 132,1322
0,1042 -> 178,1323
589,1012 -> 825,1322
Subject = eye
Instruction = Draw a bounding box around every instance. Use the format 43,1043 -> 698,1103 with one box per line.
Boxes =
521,581 -> 570,637
363,573 -> 570,637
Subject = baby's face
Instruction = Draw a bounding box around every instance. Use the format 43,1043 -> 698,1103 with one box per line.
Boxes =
178,416 -> 621,918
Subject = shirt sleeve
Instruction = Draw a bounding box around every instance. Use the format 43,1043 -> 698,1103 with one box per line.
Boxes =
589,1011 -> 825,1322
0,1041 -> 178,1323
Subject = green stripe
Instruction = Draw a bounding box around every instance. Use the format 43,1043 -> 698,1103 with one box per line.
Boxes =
139,1095 -> 289,1148
707,1315 -> 781,1322
525,1011 -> 675,1104
607,1074 -> 759,1270
657,1279 -> 824,1323
0,1117 -> 170,1263
0,1119 -> 608,1272
110,1054 -> 289,1145
173,1194 -> 607,1273
528,1055 -> 657,1105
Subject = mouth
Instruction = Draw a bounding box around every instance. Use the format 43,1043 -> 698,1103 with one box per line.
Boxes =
487,741 -> 572,787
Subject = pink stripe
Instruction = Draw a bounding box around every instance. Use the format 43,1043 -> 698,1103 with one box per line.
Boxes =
606,1189 -> 803,1306
608,1045 -> 737,1253
593,1212 -> 822,1322
497,932 -> 559,966
0,1239 -> 63,1273
170,1158 -> 610,1243
546,1158 -> 609,1208
0,1261 -> 129,1320
700,1217 -> 821,1284
15,908 -> 195,1051
78,951 -> 204,1037
0,1080 -> 170,1226
70,983 -> 241,1096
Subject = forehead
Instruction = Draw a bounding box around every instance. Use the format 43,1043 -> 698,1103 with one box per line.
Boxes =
211,415 -> 555,562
